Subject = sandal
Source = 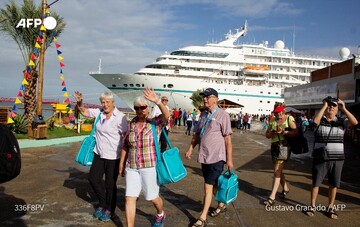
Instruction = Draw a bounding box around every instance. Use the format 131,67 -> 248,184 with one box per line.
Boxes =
278,189 -> 290,199
326,207 -> 338,220
192,218 -> 207,227
210,205 -> 227,217
263,197 -> 275,206
306,206 -> 315,217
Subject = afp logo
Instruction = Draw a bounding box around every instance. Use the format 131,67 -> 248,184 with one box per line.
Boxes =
16,16 -> 57,30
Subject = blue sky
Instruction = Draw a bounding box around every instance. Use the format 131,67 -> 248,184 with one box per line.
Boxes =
0,0 -> 359,107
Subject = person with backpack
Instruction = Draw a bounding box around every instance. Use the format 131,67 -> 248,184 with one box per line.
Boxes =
264,102 -> 298,206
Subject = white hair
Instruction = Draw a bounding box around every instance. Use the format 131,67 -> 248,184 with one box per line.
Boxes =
99,91 -> 114,102
133,96 -> 149,106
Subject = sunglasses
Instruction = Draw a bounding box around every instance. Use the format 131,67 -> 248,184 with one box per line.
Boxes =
162,99 -> 168,101
134,106 -> 147,111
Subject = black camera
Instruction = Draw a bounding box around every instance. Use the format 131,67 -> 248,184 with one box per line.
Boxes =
323,96 -> 338,105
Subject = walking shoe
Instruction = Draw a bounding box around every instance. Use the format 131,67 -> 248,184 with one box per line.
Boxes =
93,207 -> 104,218
153,212 -> 166,227
98,209 -> 111,222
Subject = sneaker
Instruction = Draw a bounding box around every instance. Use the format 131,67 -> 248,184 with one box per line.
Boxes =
153,212 -> 166,227
93,207 -> 104,218
98,209 -> 111,222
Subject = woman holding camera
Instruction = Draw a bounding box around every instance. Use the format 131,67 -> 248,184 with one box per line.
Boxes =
307,97 -> 357,219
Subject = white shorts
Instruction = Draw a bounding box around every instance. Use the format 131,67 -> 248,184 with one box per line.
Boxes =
125,167 -> 159,201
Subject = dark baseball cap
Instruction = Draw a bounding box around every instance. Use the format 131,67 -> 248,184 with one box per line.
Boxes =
200,88 -> 218,97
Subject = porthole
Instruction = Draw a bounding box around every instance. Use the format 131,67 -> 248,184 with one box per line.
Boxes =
130,84 -> 134,87
112,84 -> 116,87
167,84 -> 174,88
123,84 -> 128,87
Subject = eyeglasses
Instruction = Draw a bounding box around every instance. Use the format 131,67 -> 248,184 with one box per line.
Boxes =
161,99 -> 168,101
134,106 -> 147,111
203,95 -> 216,99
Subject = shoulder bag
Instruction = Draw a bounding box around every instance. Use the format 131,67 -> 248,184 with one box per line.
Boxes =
75,113 -> 101,166
215,170 -> 239,205
151,122 -> 187,185
312,126 -> 333,163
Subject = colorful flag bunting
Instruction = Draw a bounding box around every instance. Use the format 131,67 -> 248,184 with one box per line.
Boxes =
22,78 -> 28,85
57,50 -> 62,55
64,98 -> 70,103
15,98 -> 22,104
61,81 -> 66,86
29,60 -> 35,66
35,42 -> 41,48
60,75 -> 65,80
7,118 -> 15,124
60,62 -> 65,67
55,43 -> 61,49
17,91 -> 23,97
40,25 -> 46,31
57,56 -> 63,61
62,87 -> 67,91
12,105 -> 18,111
63,92 -> 68,97
31,53 -> 37,60
10,111 -> 17,118
24,72 -> 31,79
36,36 -> 43,43
20,84 -> 25,91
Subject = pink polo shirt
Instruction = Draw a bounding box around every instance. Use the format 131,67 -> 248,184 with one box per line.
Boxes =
88,108 -> 128,160
196,108 -> 232,164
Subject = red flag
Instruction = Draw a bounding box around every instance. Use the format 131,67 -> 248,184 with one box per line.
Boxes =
61,81 -> 66,86
17,91 -> 23,97
31,53 -> 37,60
24,72 -> 31,79
36,36 -> 43,43
55,43 -> 61,49
64,98 -> 70,103
60,62 -> 65,67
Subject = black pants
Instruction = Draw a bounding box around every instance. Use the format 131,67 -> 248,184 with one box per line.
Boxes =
88,154 -> 119,213
160,128 -> 169,152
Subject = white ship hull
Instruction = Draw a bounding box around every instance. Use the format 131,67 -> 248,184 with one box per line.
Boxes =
90,73 -> 284,114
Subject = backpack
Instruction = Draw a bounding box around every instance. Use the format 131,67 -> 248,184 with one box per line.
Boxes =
286,116 -> 309,154
0,125 -> 21,183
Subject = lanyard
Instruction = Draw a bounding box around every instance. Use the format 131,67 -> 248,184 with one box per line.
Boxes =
200,107 -> 219,137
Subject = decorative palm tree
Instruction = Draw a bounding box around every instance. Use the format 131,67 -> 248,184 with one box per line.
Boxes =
190,89 -> 204,110
0,0 -> 65,125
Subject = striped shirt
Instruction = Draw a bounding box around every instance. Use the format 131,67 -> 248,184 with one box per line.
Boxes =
314,116 -> 346,160
196,107 -> 232,164
124,116 -> 165,169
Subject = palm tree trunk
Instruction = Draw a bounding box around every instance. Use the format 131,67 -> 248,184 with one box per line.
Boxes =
24,70 -> 38,126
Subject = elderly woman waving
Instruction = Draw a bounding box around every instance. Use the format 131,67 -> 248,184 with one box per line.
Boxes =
119,87 -> 170,227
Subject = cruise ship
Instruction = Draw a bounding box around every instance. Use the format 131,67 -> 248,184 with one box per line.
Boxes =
90,21 -> 342,115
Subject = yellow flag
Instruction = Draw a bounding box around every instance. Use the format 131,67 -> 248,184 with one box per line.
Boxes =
57,56 -> 63,61
53,37 -> 57,42
35,42 -> 41,48
7,118 -> 15,124
22,79 -> 29,85
60,74 -> 65,80
63,92 -> 69,97
29,60 -> 35,66
15,98 -> 22,104
68,109 -> 73,114
40,25 -> 46,31
45,9 -> 50,14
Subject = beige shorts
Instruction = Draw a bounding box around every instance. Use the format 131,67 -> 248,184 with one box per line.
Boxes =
125,167 -> 159,201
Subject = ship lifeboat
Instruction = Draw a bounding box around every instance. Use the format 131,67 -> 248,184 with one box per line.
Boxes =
243,65 -> 269,75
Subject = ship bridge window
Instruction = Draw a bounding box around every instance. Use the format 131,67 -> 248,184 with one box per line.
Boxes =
167,84 -> 174,88
170,50 -> 228,58
123,84 -> 128,87
112,84 -> 116,87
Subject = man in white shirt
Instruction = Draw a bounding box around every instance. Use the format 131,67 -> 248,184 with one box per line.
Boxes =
152,96 -> 170,152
